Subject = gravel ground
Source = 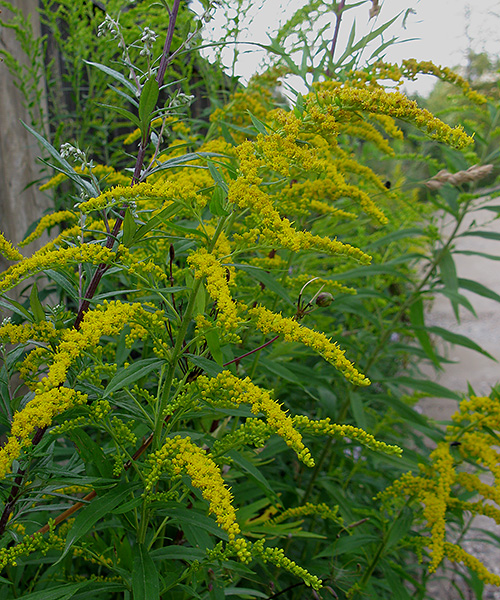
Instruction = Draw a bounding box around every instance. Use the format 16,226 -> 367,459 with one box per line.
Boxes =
417,197 -> 500,599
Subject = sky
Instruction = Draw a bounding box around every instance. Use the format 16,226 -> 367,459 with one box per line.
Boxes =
197,0 -> 500,96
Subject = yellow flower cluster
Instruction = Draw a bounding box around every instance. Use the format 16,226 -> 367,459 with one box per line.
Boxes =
423,444 -> 456,571
187,248 -> 241,332
252,539 -> 322,590
0,231 -> 23,261
307,81 -> 473,149
0,320 -> 58,345
398,59 -> 487,105
444,543 -> 500,586
144,435 -> 247,547
0,301 -> 154,476
19,211 -> 77,247
293,415 -> 402,456
270,502 -> 343,526
250,305 -> 370,386
0,244 -> 117,293
229,177 -> 371,262
0,526 -> 113,570
197,370 -> 314,466
381,392 -> 500,582
0,388 -> 88,478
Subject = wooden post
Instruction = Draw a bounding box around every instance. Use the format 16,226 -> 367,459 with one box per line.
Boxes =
0,0 -> 51,278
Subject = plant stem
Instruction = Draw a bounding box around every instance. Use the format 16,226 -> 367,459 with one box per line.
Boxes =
327,0 -> 346,76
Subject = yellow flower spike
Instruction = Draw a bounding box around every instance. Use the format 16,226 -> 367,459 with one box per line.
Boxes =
443,543 -> 500,586
0,301 -> 159,477
307,81 -> 474,149
0,232 -> 23,262
197,370 -> 314,466
144,435 -> 243,543
18,210 -> 77,247
0,244 -> 118,293
293,415 -> 401,456
249,305 -> 370,386
188,248 -> 241,332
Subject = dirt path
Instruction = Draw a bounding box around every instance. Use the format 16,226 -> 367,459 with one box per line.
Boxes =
419,195 -> 500,599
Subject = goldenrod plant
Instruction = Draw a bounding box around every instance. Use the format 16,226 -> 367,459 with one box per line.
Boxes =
2,1 -> 500,598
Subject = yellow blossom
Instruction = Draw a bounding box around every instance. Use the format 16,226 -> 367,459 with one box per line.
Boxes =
249,305 -> 370,386
197,370 -> 314,466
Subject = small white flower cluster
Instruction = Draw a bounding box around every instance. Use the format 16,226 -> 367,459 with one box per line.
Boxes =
60,143 -> 93,172
60,143 -> 86,163
97,14 -> 120,39
140,26 -> 158,57
169,91 -> 195,109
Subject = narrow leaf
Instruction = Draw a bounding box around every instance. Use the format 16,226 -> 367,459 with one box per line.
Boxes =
122,207 -> 137,247
62,483 -> 131,560
248,112 -> 268,136
97,103 -> 142,130
458,277 -> 500,304
84,60 -> 138,95
104,358 -> 164,397
233,264 -> 293,305
29,283 -> 45,323
428,325 -> 496,361
132,543 -> 160,600
205,328 -> 224,366
409,297 -> 440,367
139,76 -> 160,130
18,582 -> 88,600
186,354 -> 223,377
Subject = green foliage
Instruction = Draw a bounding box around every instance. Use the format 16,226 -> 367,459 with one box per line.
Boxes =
2,1 -> 500,599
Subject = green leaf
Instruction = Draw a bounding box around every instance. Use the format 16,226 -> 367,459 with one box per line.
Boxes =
132,543 -> 160,600
84,60 -> 138,95
186,354 -> 223,377
366,227 -> 424,250
45,269 -> 80,302
209,185 -> 229,217
455,249 -> 500,261
68,429 -> 113,479
17,582 -> 88,600
438,248 -> 459,320
227,450 -> 277,498
97,103 -> 142,130
22,122 -> 99,198
0,298 -> 33,322
122,207 -> 137,247
104,358 -> 164,397
248,112 -> 268,136
459,229 -> 500,241
61,483 -> 132,560
233,263 -> 293,305
133,202 -> 182,243
458,277 -> 500,304
409,297 -> 440,368
385,507 -> 413,550
139,76 -> 160,133
146,152 -> 226,177
383,376 -> 461,400
349,392 -> 367,430
29,283 -> 45,323
427,325 -> 496,361
205,328 -> 224,366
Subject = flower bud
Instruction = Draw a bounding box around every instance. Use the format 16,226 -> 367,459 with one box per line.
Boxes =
315,292 -> 334,307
